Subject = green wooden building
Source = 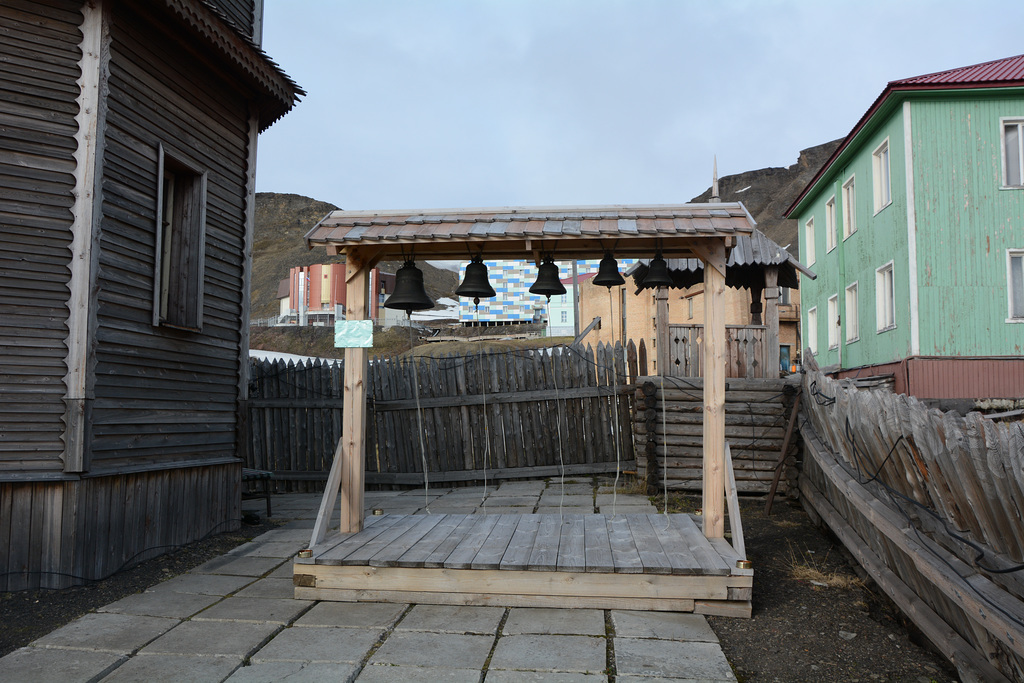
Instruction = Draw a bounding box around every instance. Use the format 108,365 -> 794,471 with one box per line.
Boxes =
787,55 -> 1024,400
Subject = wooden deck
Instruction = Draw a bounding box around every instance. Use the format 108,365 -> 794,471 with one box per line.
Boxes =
294,513 -> 753,616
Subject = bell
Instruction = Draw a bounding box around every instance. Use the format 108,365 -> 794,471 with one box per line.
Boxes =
529,258 -> 566,299
592,252 -> 625,288
641,254 -> 674,288
455,257 -> 496,307
383,260 -> 435,311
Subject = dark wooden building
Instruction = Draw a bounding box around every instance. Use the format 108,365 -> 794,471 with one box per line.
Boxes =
0,0 -> 300,589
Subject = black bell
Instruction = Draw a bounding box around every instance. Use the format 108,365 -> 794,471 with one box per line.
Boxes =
642,254 -> 674,288
592,252 -> 625,288
455,257 -> 496,307
529,258 -> 566,299
383,261 -> 435,311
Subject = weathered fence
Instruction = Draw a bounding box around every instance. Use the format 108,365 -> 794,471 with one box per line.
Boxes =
799,361 -> 1024,682
245,343 -> 635,491
632,375 -> 799,495
667,324 -> 766,378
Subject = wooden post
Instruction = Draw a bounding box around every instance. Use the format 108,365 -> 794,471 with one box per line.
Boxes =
696,239 -> 727,539
655,288 -> 669,376
310,248 -> 371,546
763,266 -> 780,379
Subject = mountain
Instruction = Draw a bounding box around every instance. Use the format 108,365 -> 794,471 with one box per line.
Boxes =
688,140 -> 841,259
250,193 -> 458,318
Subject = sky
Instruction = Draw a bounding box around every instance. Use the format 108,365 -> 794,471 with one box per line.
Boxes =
255,0 -> 1024,212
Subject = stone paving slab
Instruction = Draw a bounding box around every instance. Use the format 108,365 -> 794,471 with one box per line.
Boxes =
596,505 -> 659,514
368,631 -> 493,669
230,540 -> 303,558
489,634 -> 605,674
486,672 -> 608,683
545,483 -> 596,495
252,626 -> 383,663
614,638 -> 736,680
233,577 -> 296,599
492,481 -> 547,494
139,620 -> 279,658
535,506 -> 594,514
190,554 -> 282,577
537,494 -> 593,506
480,495 -> 539,506
356,664 -> 483,682
96,589 -> 220,619
0,647 -> 126,683
146,572 -> 254,596
294,601 -> 407,629
192,596 -> 314,624
474,506 -> 536,514
611,611 -> 718,642
595,494 -> 650,505
101,652 -> 242,682
396,604 -> 504,634
225,660 -> 359,682
33,613 -> 179,654
503,607 -> 605,636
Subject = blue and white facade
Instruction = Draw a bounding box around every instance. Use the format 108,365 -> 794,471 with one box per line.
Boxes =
457,259 -> 635,333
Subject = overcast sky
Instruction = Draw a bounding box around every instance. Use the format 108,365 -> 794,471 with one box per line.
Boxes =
255,0 -> 1024,212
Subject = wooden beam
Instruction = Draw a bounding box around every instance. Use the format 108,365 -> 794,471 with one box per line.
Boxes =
702,238 -> 727,538
655,288 -> 669,375
763,266 -> 780,379
311,247 -> 371,546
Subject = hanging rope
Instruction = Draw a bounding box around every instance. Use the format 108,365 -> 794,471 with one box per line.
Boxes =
661,371 -> 670,525
552,349 -> 566,520
478,308 -> 491,513
609,287 -> 622,516
408,317 -> 430,514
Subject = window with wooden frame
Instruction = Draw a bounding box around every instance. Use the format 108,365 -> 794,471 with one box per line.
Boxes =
827,294 -> 839,349
825,196 -> 837,252
1009,249 -> 1024,321
153,143 -> 207,331
873,138 -> 891,213
804,217 -> 816,265
845,282 -> 859,342
1002,118 -> 1024,188
842,176 -> 856,239
807,306 -> 818,355
876,261 -> 895,332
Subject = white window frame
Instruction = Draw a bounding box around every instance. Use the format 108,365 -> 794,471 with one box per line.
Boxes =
153,143 -> 207,331
1002,118 -> 1024,188
876,261 -> 895,332
1008,249 -> 1024,322
842,176 -> 857,239
872,138 -> 892,213
827,294 -> 839,349
825,196 -> 837,252
845,282 -> 859,342
804,217 -> 815,265
807,306 -> 818,355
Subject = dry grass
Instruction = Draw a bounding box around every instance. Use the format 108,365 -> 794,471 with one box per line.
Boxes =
786,541 -> 864,590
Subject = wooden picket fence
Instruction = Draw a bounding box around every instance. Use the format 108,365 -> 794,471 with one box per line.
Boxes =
666,324 -> 767,379
245,343 -> 635,491
799,361 -> 1024,682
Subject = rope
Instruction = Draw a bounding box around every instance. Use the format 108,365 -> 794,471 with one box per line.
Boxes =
552,350 -> 565,520
609,287 -> 622,516
408,319 -> 430,513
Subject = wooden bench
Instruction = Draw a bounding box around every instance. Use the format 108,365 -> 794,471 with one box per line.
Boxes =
242,468 -> 274,518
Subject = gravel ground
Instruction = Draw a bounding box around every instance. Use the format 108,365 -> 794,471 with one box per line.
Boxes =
1,494 -> 960,682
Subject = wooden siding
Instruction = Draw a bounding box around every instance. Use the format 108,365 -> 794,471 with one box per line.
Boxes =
205,0 -> 257,39
87,3 -> 252,472
0,463 -> 240,590
911,96 -> 1024,357
0,0 -> 83,476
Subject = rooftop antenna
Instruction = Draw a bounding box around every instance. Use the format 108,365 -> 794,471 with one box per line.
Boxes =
711,156 -> 721,203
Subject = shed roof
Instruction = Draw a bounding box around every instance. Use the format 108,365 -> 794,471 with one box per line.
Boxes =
626,227 -> 814,291
305,203 -> 756,261
786,53 -> 1024,217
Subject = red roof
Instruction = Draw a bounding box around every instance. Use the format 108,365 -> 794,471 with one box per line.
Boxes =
891,53 -> 1024,87
787,54 -> 1024,217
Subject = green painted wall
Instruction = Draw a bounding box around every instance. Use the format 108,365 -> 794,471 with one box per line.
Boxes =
796,89 -> 1024,367
911,94 -> 1024,356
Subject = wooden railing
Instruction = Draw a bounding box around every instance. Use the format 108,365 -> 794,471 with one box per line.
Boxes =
667,324 -> 766,379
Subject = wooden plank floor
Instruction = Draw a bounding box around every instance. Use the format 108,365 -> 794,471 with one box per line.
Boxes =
295,513 -> 753,616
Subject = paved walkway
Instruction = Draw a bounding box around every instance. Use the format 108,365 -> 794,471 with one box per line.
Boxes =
1,479 -> 737,682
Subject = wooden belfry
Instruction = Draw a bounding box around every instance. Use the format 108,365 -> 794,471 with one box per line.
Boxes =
302,204 -> 756,545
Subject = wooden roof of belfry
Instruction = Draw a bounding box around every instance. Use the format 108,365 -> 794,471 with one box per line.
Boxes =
305,203 -> 756,262
626,227 -> 815,292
